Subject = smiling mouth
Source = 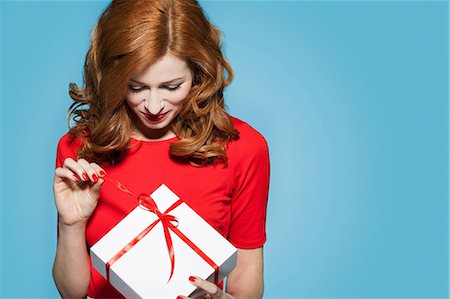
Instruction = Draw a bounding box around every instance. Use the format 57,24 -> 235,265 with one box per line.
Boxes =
142,111 -> 168,122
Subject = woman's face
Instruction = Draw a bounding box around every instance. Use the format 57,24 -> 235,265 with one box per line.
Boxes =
125,53 -> 193,140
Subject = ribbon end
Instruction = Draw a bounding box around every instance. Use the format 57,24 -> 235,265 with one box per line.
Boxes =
167,271 -> 174,284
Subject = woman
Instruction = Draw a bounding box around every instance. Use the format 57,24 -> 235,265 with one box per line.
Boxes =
52,0 -> 270,298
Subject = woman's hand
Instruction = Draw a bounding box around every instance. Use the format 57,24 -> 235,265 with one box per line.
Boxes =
177,276 -> 235,299
53,157 -> 106,227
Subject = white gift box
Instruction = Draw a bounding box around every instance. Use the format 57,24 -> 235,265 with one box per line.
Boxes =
90,183 -> 238,298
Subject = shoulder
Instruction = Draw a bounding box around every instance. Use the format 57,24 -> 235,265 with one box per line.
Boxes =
57,131 -> 82,149
227,114 -> 269,159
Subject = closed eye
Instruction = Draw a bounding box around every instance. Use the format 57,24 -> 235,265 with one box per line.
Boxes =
128,86 -> 144,93
166,84 -> 182,92
128,84 -> 182,93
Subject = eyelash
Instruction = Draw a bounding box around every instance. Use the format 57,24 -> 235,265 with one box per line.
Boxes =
128,84 -> 182,93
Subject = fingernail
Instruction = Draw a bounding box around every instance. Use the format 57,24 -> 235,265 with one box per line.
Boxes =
82,173 -> 89,181
99,170 -> 106,177
72,175 -> 79,182
177,297 -> 183,299
92,174 -> 98,182
189,276 -> 196,282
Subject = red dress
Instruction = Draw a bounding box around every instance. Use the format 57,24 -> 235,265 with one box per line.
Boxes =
55,115 -> 271,298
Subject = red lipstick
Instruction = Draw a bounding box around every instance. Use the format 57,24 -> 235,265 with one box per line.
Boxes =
143,112 -> 168,123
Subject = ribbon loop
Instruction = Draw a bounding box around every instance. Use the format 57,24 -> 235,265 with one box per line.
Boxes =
138,193 -> 158,213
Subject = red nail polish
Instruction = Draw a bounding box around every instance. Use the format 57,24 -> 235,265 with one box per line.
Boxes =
189,276 -> 196,282
82,173 -> 89,181
92,174 -> 98,182
176,296 -> 183,299
72,175 -> 79,182
99,170 -> 106,177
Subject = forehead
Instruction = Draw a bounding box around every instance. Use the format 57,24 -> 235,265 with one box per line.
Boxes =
132,53 -> 191,84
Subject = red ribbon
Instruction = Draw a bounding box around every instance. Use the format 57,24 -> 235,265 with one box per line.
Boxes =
102,177 -> 219,285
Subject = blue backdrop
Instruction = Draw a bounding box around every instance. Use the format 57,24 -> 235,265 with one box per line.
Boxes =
1,0 -> 448,298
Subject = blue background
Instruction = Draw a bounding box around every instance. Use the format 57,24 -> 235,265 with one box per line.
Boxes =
1,0 -> 448,298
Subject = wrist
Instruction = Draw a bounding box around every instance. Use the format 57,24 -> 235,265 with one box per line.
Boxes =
58,219 -> 88,233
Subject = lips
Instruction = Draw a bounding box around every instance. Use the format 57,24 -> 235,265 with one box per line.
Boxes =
142,111 -> 168,122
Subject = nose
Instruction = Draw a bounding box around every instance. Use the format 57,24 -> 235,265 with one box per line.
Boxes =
143,90 -> 165,115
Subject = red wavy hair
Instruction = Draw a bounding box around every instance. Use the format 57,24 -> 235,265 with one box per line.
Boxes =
67,0 -> 239,167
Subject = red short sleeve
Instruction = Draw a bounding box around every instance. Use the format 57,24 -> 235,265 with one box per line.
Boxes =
55,132 -> 81,169
227,126 -> 271,249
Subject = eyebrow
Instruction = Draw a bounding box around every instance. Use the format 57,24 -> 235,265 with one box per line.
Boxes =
130,76 -> 186,85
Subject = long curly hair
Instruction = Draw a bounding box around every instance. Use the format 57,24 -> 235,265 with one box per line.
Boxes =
67,0 -> 239,167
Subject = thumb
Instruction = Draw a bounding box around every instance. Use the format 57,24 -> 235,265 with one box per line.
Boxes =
91,178 -> 104,194
88,178 -> 104,201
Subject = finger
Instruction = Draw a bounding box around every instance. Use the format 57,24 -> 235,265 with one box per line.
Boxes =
188,276 -> 222,298
63,158 -> 90,182
54,167 -> 80,184
90,162 -> 107,178
77,158 -> 99,182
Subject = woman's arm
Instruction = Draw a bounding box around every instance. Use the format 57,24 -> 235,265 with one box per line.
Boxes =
226,247 -> 264,299
52,219 -> 91,299
180,247 -> 264,299
52,153 -> 106,298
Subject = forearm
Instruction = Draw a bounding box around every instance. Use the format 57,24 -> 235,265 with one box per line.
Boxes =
226,250 -> 264,299
52,221 -> 90,299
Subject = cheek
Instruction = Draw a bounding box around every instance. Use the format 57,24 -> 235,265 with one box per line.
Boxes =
124,93 -> 141,106
167,87 -> 191,105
